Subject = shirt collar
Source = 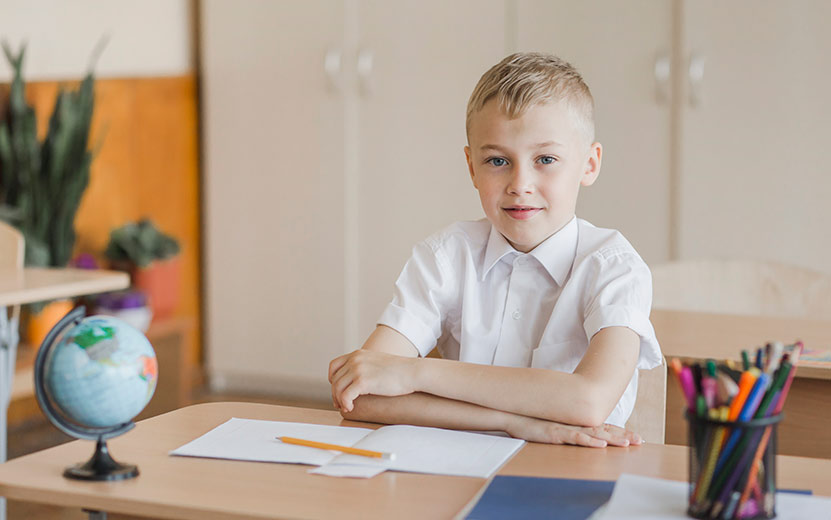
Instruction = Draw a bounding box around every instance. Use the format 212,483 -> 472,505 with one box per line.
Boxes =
482,216 -> 579,286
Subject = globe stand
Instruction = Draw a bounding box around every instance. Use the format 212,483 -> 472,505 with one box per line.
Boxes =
33,306 -> 153,486
64,437 -> 139,481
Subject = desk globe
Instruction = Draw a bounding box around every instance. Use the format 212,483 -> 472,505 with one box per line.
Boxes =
34,306 -> 158,480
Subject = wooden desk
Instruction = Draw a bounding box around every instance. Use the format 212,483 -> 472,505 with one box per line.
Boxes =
1,402 -> 830,520
651,309 -> 831,457
0,268 -> 130,308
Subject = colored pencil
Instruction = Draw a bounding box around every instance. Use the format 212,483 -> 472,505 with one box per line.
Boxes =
276,436 -> 395,460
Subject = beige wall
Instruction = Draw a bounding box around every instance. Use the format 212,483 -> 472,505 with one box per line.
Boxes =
0,0 -> 193,81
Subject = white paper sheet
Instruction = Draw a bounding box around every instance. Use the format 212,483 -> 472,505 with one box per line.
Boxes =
170,418 -> 524,479
602,474 -> 831,520
170,418 -> 373,466
309,464 -> 388,478
345,424 -> 523,478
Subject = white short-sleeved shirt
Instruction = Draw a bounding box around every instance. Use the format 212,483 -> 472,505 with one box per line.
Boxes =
378,216 -> 662,427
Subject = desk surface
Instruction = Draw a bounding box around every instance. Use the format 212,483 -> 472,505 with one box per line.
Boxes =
651,308 -> 831,380
0,267 -> 129,307
1,402 -> 830,520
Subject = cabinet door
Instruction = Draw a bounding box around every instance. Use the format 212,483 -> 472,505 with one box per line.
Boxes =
679,1 -> 831,272
514,1 -> 673,264
201,0 -> 347,390
355,0 -> 506,342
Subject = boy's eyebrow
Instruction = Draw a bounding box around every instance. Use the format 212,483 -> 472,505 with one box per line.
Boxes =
479,141 -> 564,152
533,140 -> 564,149
479,144 -> 507,153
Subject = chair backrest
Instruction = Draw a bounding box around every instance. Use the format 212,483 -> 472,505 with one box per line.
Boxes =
0,221 -> 24,271
651,259 -> 831,320
626,357 -> 667,444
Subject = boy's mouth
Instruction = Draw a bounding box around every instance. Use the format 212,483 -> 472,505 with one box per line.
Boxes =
503,206 -> 542,220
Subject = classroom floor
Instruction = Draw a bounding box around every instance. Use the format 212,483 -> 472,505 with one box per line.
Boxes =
6,388 -> 332,520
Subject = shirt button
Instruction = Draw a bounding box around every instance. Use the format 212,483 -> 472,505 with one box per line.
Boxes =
512,310 -> 521,320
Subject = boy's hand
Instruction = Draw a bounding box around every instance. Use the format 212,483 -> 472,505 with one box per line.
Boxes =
506,415 -> 642,448
329,350 -> 418,412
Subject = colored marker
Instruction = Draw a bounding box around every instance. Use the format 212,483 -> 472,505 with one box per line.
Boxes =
679,366 -> 697,411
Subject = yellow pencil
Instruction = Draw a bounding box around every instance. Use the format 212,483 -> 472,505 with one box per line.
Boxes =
276,436 -> 396,460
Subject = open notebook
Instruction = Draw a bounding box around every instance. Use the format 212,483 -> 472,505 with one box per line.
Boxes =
170,417 -> 524,478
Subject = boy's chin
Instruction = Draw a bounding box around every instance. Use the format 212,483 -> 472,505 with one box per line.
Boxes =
502,232 -> 544,253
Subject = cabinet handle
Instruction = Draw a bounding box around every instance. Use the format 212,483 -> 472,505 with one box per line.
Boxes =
357,49 -> 374,97
324,48 -> 342,93
688,53 -> 706,107
654,52 -> 671,105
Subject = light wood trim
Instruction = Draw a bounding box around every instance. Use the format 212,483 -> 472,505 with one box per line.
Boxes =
1,402 -> 830,520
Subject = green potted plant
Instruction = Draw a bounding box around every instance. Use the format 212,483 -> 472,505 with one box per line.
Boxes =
0,42 -> 98,269
104,218 -> 181,320
0,42 -> 100,346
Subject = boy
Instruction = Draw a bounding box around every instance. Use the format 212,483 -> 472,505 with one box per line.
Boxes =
329,53 -> 662,447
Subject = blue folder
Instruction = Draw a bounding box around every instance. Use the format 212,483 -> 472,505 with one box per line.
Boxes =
465,476 -> 614,520
464,475 -> 812,519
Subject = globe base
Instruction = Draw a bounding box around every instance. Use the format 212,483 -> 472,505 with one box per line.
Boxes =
64,438 -> 139,481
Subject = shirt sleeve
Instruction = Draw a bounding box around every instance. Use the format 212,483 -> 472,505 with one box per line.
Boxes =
582,250 -> 663,370
377,239 -> 458,357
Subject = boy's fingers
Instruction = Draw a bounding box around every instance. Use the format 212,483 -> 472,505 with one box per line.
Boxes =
331,372 -> 357,411
600,424 -> 641,445
573,431 -> 606,448
342,381 -> 366,412
589,427 -> 628,447
328,354 -> 349,382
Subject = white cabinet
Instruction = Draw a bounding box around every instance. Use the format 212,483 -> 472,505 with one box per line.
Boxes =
201,0 -> 504,397
678,0 -> 831,273
202,0 -> 348,394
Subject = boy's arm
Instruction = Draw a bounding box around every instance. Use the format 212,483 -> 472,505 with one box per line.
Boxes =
330,325 -> 639,427
344,392 -> 640,447
330,325 -> 640,446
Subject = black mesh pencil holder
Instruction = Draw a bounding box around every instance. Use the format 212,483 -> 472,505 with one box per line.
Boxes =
686,411 -> 782,520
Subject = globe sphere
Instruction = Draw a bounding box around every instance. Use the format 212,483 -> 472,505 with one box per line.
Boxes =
42,314 -> 158,429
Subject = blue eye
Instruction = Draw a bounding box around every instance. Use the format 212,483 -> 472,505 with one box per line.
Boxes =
539,156 -> 556,165
487,157 -> 508,167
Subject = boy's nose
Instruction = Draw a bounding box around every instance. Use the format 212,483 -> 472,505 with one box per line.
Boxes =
507,166 -> 534,194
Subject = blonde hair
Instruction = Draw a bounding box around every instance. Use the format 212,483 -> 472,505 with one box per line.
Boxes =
466,52 -> 595,144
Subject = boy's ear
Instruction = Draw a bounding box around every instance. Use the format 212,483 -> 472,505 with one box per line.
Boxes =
580,142 -> 602,187
464,145 -> 478,188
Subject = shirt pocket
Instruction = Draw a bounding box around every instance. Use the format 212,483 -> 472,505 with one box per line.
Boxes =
530,340 -> 587,372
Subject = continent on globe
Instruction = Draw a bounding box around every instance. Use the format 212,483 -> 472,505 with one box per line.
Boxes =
71,324 -> 119,362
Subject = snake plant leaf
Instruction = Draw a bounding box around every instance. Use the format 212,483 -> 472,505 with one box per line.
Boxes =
0,41 -> 97,271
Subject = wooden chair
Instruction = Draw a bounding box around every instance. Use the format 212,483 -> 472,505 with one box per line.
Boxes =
0,221 -> 24,271
651,259 -> 831,320
0,221 -> 24,472
0,220 -> 25,360
625,357 -> 667,444
0,221 -> 24,335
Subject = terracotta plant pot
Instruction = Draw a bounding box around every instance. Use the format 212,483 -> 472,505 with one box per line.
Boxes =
26,299 -> 75,350
132,257 -> 181,321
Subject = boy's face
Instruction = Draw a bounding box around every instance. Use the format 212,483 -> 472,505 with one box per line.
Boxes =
465,99 -> 602,253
